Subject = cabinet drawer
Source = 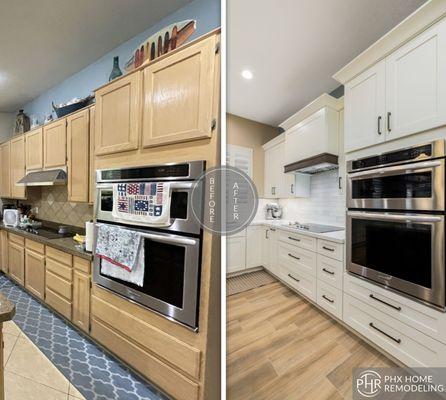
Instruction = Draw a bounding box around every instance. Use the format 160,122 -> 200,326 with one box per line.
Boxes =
317,254 -> 343,289
278,242 -> 316,277
317,280 -> 342,320
46,270 -> 72,301
74,257 -> 91,274
344,273 -> 446,345
46,258 -> 72,281
317,239 -> 343,261
344,293 -> 446,368
279,230 -> 317,251
25,239 -> 44,254
46,288 -> 72,319
46,246 -> 72,266
9,234 -> 24,246
280,264 -> 316,302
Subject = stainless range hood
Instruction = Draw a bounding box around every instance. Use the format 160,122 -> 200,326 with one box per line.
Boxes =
284,153 -> 338,174
16,169 -> 67,186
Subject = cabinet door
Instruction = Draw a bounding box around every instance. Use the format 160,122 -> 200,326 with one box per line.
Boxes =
8,241 -> 24,285
89,107 -> 95,204
142,35 -> 216,148
268,228 -> 278,275
264,148 -> 274,198
95,73 -> 141,155
264,142 -> 285,198
25,248 -> 45,300
262,228 -> 270,270
10,136 -> 26,199
344,59 -> 386,152
44,119 -> 67,168
246,226 -> 262,269
1,231 -> 8,274
0,142 -> 11,198
227,236 -> 246,274
386,19 -> 446,140
72,270 -> 90,332
67,109 -> 90,202
25,127 -> 43,171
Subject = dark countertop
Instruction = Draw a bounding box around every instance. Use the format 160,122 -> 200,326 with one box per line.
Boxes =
0,292 -> 15,323
0,224 -> 93,261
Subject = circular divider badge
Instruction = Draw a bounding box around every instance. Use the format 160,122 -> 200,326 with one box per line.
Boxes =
191,166 -> 258,235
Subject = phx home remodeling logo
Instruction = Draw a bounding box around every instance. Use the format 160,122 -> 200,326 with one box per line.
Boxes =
356,370 -> 382,398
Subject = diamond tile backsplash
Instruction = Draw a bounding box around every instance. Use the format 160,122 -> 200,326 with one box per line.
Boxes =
30,186 -> 93,228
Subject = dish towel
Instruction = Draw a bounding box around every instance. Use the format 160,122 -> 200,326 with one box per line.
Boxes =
112,182 -> 172,226
95,224 -> 145,286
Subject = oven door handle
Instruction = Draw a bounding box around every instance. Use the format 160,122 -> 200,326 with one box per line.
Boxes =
170,182 -> 193,190
349,160 -> 442,179
139,232 -> 198,246
347,211 -> 443,223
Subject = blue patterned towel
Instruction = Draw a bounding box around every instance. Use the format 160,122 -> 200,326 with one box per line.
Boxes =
112,182 -> 171,226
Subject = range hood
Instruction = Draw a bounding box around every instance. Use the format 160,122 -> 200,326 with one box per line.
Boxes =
17,169 -> 67,186
284,153 -> 338,174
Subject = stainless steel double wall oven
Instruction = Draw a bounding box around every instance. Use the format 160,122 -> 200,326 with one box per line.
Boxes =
93,161 -> 204,330
347,140 -> 446,309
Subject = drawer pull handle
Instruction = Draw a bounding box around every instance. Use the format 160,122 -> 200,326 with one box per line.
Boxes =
288,253 -> 300,260
322,246 -> 334,252
322,268 -> 334,275
322,295 -> 334,303
369,322 -> 401,344
287,273 -> 300,282
288,236 -> 300,242
369,294 -> 402,311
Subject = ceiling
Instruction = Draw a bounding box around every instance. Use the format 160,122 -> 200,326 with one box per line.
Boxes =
0,0 -> 191,112
228,0 -> 427,126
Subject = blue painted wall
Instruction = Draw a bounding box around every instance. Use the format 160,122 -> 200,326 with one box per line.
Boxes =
22,0 -> 220,123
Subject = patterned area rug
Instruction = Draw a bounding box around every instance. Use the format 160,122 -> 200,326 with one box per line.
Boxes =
0,274 -> 167,400
227,270 -> 277,296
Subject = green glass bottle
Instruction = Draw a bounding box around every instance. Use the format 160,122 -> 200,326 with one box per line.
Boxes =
109,56 -> 123,81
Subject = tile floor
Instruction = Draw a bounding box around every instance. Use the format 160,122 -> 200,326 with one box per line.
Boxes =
3,320 -> 85,399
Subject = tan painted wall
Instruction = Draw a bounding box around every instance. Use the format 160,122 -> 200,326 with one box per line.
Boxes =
227,113 -> 278,195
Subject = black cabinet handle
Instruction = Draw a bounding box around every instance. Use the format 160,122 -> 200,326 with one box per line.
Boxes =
322,268 -> 334,275
369,294 -> 402,311
322,295 -> 334,303
287,274 -> 300,282
322,246 -> 334,252
387,112 -> 392,132
288,253 -> 300,260
288,236 -> 300,242
291,184 -> 294,194
369,322 -> 401,344
377,115 -> 382,135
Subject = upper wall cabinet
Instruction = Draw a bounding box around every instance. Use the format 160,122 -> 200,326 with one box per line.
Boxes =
67,109 -> 90,202
0,142 -> 11,198
95,73 -> 141,156
44,118 -> 67,168
25,127 -> 43,171
10,136 -> 26,199
345,60 -> 386,152
344,17 -> 446,153
142,35 -> 216,148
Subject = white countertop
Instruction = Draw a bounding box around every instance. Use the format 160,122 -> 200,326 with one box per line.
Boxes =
250,219 -> 346,243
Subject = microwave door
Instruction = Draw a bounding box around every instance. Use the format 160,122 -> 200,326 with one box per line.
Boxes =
347,211 -> 445,309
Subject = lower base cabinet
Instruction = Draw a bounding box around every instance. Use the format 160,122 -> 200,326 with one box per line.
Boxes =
24,246 -> 45,300
72,257 -> 91,332
227,234 -> 246,273
8,241 -> 24,285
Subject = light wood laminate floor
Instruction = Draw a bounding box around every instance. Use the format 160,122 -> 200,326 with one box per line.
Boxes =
227,281 -> 396,400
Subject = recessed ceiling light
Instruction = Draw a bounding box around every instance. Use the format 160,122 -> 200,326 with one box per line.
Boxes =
241,69 -> 253,80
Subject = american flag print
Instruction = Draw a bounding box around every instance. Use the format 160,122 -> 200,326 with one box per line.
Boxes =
118,199 -> 129,212
134,200 -> 149,212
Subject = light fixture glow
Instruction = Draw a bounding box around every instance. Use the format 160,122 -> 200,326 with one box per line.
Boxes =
241,69 -> 253,80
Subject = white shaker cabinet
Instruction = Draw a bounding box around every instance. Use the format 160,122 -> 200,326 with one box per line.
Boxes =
246,226 -> 262,269
227,233 -> 246,274
344,59 -> 386,153
262,227 -> 278,275
263,135 -> 286,198
385,19 -> 446,141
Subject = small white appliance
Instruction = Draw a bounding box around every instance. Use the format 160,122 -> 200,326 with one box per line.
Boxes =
3,209 -> 20,227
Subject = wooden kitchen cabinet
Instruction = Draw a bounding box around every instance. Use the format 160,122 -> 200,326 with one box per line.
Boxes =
89,106 -> 95,204
0,142 -> 11,198
8,240 -> 24,285
43,118 -> 67,168
25,247 -> 45,300
72,267 -> 90,332
25,127 -> 43,171
10,135 -> 26,199
95,73 -> 141,156
67,109 -> 90,202
142,35 -> 217,148
0,231 -> 8,274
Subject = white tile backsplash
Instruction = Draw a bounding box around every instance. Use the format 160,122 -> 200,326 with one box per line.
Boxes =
278,170 -> 346,227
